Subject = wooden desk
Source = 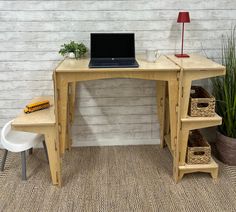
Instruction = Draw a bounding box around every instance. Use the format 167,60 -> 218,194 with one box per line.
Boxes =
54,55 -> 181,181
12,96 -> 61,186
167,54 -> 225,181
54,54 -> 225,184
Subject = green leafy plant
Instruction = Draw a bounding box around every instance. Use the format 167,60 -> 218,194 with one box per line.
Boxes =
212,28 -> 236,138
59,41 -> 87,59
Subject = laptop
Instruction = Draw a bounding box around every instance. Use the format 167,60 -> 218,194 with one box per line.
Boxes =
89,33 -> 139,68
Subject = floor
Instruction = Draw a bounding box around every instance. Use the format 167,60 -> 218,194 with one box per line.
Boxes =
0,145 -> 236,212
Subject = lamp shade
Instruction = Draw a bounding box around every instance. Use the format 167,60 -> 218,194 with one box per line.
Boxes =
177,12 -> 190,23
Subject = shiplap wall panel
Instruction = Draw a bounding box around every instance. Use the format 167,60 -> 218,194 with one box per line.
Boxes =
0,40 -> 225,53
2,11 -> 236,22
0,0 -> 236,146
0,31 -> 231,43
1,1 -> 236,10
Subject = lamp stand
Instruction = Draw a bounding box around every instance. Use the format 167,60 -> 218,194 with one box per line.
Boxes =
175,22 -> 189,58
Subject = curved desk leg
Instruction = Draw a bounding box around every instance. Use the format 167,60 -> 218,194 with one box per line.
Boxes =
156,81 -> 166,148
44,127 -> 61,186
11,125 -> 62,186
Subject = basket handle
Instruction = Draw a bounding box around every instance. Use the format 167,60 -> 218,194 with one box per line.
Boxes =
193,151 -> 205,156
197,102 -> 209,108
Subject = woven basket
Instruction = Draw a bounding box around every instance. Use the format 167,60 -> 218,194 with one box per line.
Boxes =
189,86 -> 215,117
187,130 -> 211,164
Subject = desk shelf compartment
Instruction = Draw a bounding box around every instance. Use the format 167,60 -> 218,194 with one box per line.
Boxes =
189,86 -> 215,117
187,130 -> 211,164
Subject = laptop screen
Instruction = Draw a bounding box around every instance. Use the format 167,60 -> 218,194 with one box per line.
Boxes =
90,33 -> 135,59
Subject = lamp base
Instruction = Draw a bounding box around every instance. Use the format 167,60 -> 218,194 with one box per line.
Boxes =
175,54 -> 190,58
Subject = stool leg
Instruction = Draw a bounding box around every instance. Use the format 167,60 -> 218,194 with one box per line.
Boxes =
43,140 -> 49,163
29,148 -> 33,155
21,151 -> 27,180
1,150 -> 8,171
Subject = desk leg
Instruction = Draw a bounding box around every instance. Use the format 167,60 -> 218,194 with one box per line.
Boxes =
44,128 -> 61,186
168,79 -> 180,183
164,96 -> 170,139
168,80 -> 179,150
179,129 -> 189,165
156,81 -> 166,148
178,79 -> 192,166
11,125 -> 62,186
56,78 -> 69,155
68,82 -> 76,125
67,82 -> 76,150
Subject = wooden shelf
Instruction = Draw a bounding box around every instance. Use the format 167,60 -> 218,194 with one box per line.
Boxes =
181,114 -> 222,123
179,158 -> 218,171
181,114 -> 222,130
178,158 -> 219,181
12,96 -> 55,127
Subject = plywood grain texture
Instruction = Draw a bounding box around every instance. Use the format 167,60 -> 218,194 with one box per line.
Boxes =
0,0 -> 235,146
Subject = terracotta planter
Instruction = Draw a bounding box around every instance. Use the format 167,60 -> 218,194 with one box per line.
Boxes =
216,131 -> 236,165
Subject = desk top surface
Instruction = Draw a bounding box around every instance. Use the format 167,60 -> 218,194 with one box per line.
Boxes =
167,54 -> 225,71
55,55 -> 180,72
12,96 -> 55,127
55,54 -> 225,73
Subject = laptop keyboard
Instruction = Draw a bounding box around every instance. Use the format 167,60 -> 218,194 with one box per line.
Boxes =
92,59 -> 135,66
89,58 -> 139,68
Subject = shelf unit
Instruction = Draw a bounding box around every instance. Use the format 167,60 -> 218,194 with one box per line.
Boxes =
165,54 -> 226,182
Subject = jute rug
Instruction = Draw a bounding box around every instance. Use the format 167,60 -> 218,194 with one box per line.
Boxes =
0,145 -> 236,212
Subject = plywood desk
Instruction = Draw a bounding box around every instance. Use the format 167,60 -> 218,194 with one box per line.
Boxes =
12,96 -> 61,186
167,54 -> 225,181
54,54 -> 225,184
54,55 -> 181,181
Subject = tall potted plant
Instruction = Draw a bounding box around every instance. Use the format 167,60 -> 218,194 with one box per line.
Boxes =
212,28 -> 236,165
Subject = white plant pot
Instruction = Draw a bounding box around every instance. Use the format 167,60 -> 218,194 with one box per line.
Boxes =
68,52 -> 75,59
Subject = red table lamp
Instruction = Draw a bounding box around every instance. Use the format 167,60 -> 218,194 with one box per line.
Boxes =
175,12 -> 190,58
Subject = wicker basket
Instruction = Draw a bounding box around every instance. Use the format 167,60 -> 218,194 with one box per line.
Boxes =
187,130 -> 211,164
189,86 -> 215,117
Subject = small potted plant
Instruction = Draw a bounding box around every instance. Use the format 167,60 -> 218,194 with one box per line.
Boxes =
59,41 -> 87,59
212,28 -> 236,165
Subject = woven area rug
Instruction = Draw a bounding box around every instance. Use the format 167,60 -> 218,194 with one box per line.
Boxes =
0,145 -> 236,212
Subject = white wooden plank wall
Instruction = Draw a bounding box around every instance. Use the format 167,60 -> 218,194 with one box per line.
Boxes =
0,1 -> 236,146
